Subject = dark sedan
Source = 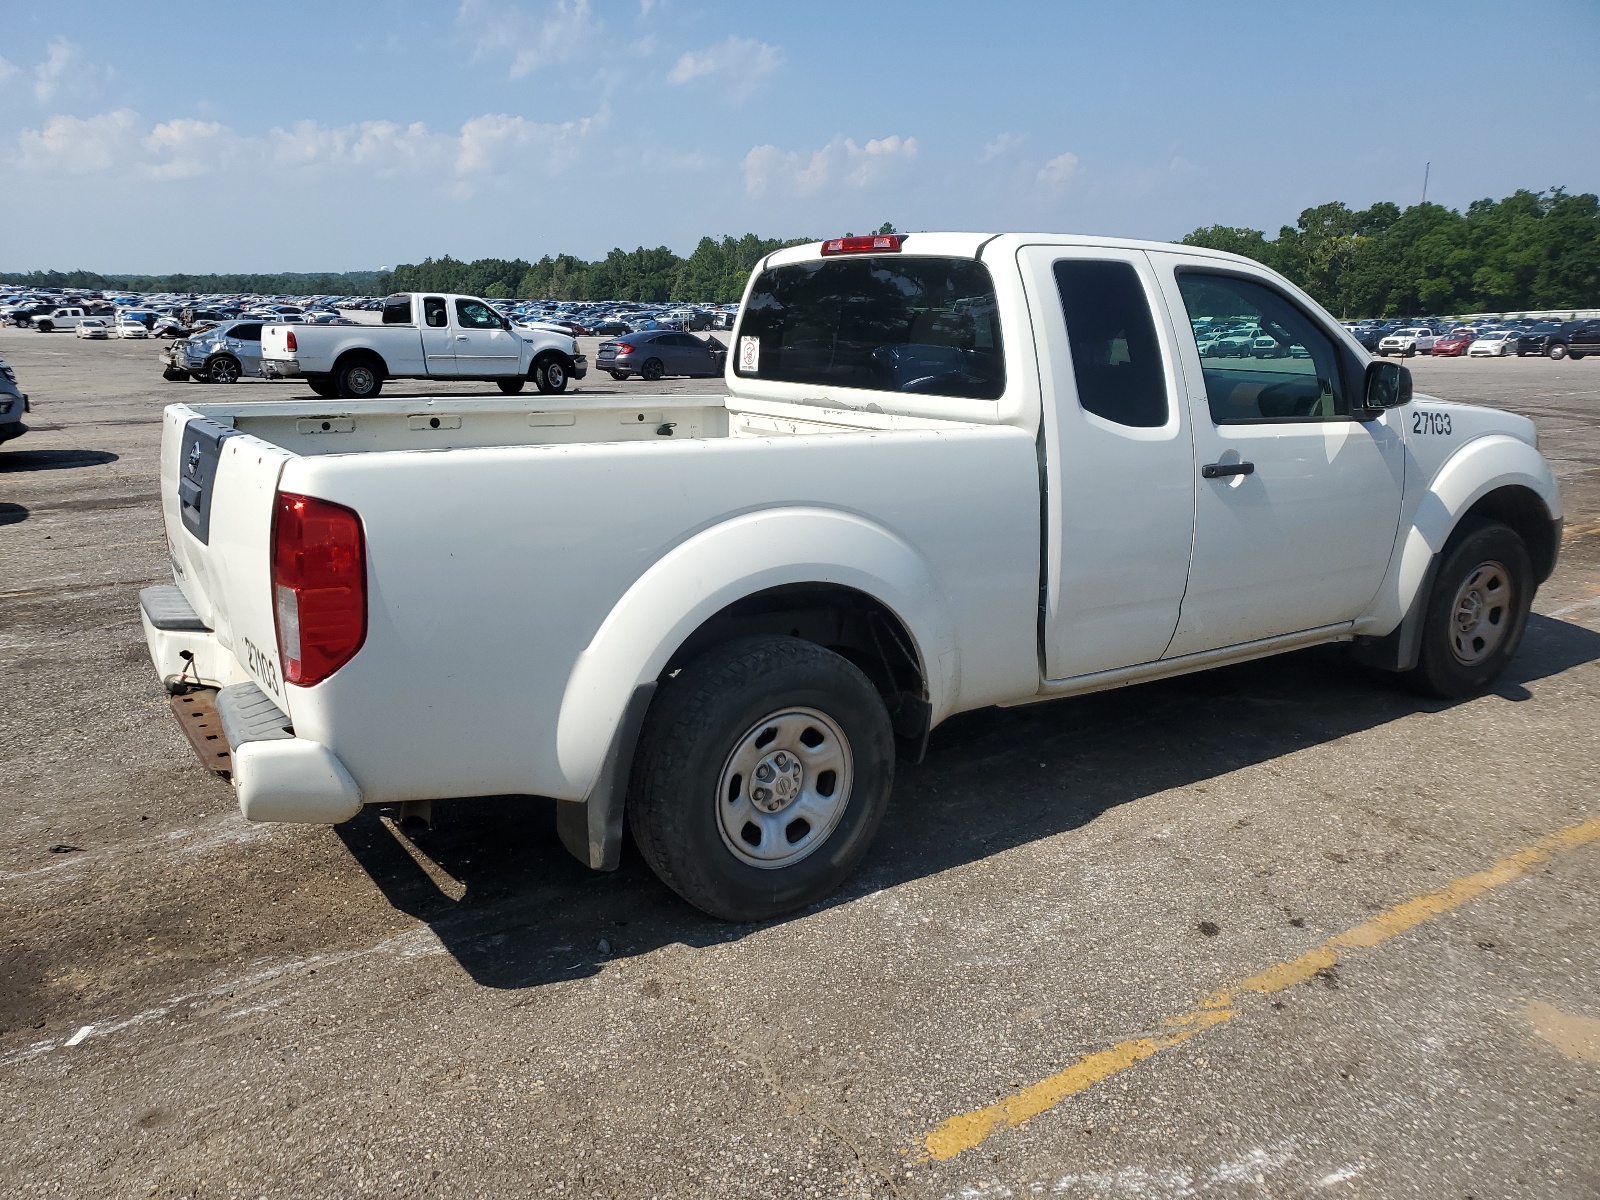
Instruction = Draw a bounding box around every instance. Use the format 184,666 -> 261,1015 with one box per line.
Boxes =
1520,319 -> 1600,361
1515,322 -> 1569,358
597,331 -> 727,381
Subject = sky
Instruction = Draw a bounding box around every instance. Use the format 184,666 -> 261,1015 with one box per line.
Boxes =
2,0 -> 1597,274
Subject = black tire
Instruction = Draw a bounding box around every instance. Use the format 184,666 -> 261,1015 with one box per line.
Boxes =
35,321 -> 53,333
640,357 -> 665,383
335,357 -> 383,399
534,354 -> 568,394
497,378 -> 526,394
1378,348 -> 1388,357
207,356 -> 241,385
307,377 -> 338,399
1570,352 -> 1585,361
1548,343 -> 1568,361
627,636 -> 895,922
1407,519 -> 1533,700
162,368 -> 189,382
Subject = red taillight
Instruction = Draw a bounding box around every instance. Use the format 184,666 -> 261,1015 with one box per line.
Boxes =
821,234 -> 902,256
285,329 -> 297,352
271,492 -> 366,686
616,344 -> 634,355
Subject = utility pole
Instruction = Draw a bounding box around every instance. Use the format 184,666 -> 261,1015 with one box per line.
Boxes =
1421,162 -> 1430,206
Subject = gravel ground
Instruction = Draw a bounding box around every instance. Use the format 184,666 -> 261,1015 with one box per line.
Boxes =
1,332 -> 1597,1199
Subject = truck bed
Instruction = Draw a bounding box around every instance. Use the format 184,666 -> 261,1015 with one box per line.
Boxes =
156,392 -> 1044,808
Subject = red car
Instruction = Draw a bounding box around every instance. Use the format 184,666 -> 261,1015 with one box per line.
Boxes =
1431,329 -> 1474,356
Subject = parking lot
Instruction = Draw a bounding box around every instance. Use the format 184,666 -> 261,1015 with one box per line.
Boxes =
2,333 -> 1597,1198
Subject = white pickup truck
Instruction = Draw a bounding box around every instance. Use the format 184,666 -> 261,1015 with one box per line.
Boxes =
140,232 -> 1561,921
258,293 -> 586,399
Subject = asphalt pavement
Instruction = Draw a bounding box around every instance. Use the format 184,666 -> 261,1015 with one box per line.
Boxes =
1,333 -> 1597,1199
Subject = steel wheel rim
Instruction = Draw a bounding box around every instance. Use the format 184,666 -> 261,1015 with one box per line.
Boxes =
1449,559 -> 1512,666
715,707 -> 853,870
348,366 -> 374,394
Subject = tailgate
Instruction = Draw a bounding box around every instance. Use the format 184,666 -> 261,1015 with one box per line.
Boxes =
161,404 -> 297,712
261,325 -> 296,360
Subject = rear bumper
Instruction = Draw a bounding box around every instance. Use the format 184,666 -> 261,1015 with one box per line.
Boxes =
217,683 -> 362,824
261,358 -> 303,379
141,584 -> 364,823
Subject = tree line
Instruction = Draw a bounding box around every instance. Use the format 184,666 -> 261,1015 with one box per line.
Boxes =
379,232 -> 811,304
1181,188 -> 1600,317
11,195 -> 1595,315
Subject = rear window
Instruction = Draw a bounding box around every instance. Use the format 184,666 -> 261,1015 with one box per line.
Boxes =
382,296 -> 413,324
735,256 -> 1004,400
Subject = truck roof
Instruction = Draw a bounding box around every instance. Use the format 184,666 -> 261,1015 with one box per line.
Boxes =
762,232 -> 1261,272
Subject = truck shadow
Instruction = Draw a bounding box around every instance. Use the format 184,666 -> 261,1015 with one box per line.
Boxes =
334,611 -> 1600,991
0,449 -> 120,472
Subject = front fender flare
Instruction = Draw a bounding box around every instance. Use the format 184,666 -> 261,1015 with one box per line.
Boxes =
554,506 -> 957,798
1359,434 -> 1561,662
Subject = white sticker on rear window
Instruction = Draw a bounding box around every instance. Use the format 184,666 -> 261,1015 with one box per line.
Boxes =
739,335 -> 760,373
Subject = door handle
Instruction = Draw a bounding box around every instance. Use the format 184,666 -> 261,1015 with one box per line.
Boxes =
1201,461 -> 1255,479
455,334 -> 469,340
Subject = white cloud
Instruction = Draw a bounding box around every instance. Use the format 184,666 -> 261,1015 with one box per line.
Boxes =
0,55 -> 19,85
16,109 -> 141,174
460,0 -> 601,79
667,35 -> 782,101
33,38 -> 86,105
1038,151 -> 1080,188
144,118 -> 236,180
742,134 -> 918,198
981,132 -> 1023,163
11,108 -> 605,190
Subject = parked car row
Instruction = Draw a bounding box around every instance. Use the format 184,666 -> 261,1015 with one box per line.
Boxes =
1347,315 -> 1600,361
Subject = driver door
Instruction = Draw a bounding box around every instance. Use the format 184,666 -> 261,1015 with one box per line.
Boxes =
1149,258 -> 1405,656
452,298 -> 521,376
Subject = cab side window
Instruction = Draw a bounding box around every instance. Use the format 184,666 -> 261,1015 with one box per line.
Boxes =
1176,273 -> 1347,423
455,299 -> 503,330
1052,260 -> 1167,428
423,297 -> 448,328
231,324 -> 262,342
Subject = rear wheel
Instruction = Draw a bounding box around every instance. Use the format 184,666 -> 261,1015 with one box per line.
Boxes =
640,357 -> 665,382
627,636 -> 895,922
1407,519 -> 1533,699
335,358 -> 383,400
207,356 -> 241,385
497,378 -> 526,394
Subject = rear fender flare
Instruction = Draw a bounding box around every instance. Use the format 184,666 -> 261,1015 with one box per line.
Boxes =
554,506 -> 956,795
1367,434 -> 1561,636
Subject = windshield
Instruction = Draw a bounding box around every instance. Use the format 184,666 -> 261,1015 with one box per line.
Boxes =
735,256 -> 1005,400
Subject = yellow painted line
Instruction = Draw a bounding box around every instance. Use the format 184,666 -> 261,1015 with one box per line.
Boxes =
924,814 -> 1600,1161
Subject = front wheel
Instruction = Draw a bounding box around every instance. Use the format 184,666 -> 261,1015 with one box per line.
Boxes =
497,378 -> 526,394
1548,343 -> 1568,361
627,636 -> 895,922
534,355 -> 568,394
1407,519 -> 1533,699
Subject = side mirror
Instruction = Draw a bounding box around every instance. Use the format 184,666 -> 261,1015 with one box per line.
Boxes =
1363,360 -> 1412,411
